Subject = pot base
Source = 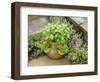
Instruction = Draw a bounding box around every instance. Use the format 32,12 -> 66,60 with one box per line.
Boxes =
47,54 -> 64,60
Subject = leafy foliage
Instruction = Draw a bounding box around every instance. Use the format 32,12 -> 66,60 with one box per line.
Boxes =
42,22 -> 71,42
35,17 -> 72,54
70,33 -> 83,48
28,33 -> 44,59
68,44 -> 88,64
67,29 -> 88,64
29,47 -> 44,60
28,16 -> 88,64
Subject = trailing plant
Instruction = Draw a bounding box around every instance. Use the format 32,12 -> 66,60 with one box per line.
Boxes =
68,44 -> 88,64
29,47 -> 44,60
34,36 -> 50,50
28,33 -> 44,59
57,42 -> 70,55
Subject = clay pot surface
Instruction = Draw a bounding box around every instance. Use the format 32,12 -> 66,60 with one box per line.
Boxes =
45,41 -> 64,59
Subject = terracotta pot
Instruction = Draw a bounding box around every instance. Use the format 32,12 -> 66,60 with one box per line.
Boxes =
44,41 -> 64,59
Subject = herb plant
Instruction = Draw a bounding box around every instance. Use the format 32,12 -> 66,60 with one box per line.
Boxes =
70,33 -> 83,48
28,33 -> 44,59
68,44 -> 88,64
35,17 -> 72,54
67,29 -> 88,64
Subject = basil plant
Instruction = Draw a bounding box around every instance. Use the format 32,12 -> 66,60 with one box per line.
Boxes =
35,18 -> 72,54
